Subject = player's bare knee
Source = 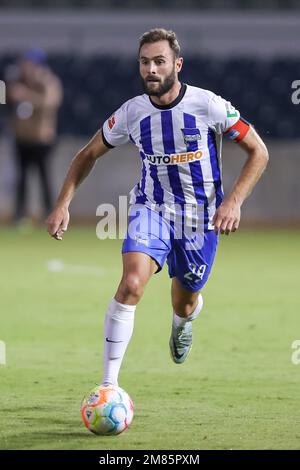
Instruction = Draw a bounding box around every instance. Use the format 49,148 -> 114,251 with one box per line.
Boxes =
117,274 -> 144,302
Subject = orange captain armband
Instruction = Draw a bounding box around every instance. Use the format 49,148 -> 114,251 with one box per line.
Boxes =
224,117 -> 251,143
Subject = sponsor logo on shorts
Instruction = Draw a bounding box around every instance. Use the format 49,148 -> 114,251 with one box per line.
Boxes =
134,235 -> 149,247
145,150 -> 203,165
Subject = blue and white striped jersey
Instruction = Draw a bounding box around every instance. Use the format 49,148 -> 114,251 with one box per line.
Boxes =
102,83 -> 241,230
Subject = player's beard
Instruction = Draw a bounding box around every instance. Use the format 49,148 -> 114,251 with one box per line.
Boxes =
142,66 -> 176,98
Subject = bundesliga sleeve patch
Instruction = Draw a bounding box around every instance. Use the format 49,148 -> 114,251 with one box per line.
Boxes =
225,117 -> 250,142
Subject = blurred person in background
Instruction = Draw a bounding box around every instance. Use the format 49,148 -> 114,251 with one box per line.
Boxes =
7,47 -> 62,225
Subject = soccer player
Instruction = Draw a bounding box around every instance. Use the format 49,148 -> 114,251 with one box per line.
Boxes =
46,29 -> 268,386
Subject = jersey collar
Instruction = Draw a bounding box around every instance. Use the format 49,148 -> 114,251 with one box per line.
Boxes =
148,83 -> 187,110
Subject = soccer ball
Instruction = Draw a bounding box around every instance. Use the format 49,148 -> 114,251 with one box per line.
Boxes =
81,384 -> 134,435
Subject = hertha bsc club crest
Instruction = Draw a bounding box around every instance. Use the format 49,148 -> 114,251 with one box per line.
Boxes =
181,128 -> 201,146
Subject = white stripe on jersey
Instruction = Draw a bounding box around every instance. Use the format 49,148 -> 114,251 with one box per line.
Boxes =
143,158 -> 155,205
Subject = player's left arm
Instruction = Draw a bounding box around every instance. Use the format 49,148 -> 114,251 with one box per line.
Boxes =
212,125 -> 269,235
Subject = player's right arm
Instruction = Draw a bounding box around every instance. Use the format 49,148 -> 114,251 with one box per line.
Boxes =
46,129 -> 110,240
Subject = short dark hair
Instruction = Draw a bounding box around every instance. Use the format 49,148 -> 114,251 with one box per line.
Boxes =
139,28 -> 181,58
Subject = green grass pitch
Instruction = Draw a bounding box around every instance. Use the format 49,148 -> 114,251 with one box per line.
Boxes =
0,226 -> 299,450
